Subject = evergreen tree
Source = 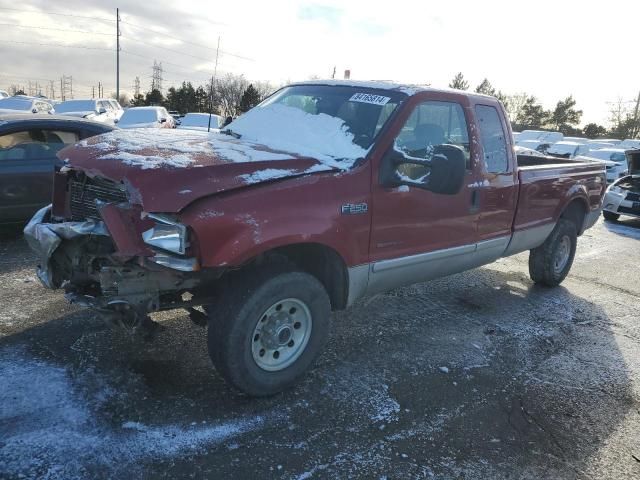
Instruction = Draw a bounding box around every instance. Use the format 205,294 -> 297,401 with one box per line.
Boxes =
130,93 -> 146,107
517,96 -> 550,129
239,84 -> 261,113
551,96 -> 583,133
583,123 -> 607,139
475,78 -> 496,96
144,89 -> 164,106
448,72 -> 469,91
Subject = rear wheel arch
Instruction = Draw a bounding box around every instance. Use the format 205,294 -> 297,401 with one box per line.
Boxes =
559,198 -> 588,235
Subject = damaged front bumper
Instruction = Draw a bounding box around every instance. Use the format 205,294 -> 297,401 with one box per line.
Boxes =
24,204 -> 109,289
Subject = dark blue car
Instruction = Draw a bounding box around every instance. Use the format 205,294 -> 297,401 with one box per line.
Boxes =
0,114 -> 113,224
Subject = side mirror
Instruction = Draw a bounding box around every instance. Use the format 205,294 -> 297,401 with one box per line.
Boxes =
98,107 -> 107,114
160,118 -> 167,123
380,142 -> 466,195
32,108 -> 38,114
113,118 -> 119,124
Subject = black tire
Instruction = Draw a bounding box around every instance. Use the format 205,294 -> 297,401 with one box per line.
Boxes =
529,218 -> 577,287
603,211 -> 620,222
207,264 -> 331,397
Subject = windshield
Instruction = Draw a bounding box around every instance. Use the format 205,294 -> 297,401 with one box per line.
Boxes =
228,85 -> 405,162
120,109 -> 158,124
55,100 -> 96,113
182,113 -> 221,128
0,98 -> 31,111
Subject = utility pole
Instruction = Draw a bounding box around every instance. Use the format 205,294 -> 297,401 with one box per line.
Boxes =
116,8 -> 120,102
151,61 -> 163,92
92,86 -> 95,99
60,77 -> 64,101
331,66 -> 336,79
208,36 -> 221,132
49,80 -> 55,100
134,76 -> 140,97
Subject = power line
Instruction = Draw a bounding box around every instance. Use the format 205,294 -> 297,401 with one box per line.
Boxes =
120,50 -> 215,79
120,35 -> 223,66
119,19 -> 253,61
0,40 -> 113,51
0,7 -> 113,22
0,22 -> 113,36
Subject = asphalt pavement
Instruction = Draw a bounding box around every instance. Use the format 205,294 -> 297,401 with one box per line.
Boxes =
1,216 -> 639,479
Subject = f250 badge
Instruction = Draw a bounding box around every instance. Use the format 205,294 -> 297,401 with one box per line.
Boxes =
341,203 -> 368,215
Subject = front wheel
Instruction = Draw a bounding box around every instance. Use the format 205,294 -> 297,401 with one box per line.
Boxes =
529,219 -> 577,287
207,267 -> 331,396
602,210 -> 620,222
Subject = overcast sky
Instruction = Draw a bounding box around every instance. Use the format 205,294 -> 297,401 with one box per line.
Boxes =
1,0 -> 638,125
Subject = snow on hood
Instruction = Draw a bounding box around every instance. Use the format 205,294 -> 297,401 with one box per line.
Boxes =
227,104 -> 367,168
62,129 -> 338,212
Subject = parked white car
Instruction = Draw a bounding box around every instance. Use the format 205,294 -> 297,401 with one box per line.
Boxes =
562,136 -> 588,144
55,99 -> 118,124
0,96 -> 54,115
108,100 -> 124,121
514,145 -> 546,157
517,139 -> 552,154
619,139 -> 640,150
546,141 -> 591,159
116,106 -> 175,129
516,130 -> 563,144
582,148 -> 628,182
177,112 -> 223,132
588,138 -> 621,145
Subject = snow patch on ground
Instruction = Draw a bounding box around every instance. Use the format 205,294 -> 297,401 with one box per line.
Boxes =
320,366 -> 400,424
0,347 -> 270,479
228,104 -> 367,168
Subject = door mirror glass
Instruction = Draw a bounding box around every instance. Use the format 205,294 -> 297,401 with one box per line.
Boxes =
160,118 -> 167,123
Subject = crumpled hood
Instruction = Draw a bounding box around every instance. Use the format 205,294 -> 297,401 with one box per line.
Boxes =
59,128 -> 337,213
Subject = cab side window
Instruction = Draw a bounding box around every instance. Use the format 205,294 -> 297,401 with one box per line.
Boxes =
394,100 -> 470,180
475,105 -> 509,173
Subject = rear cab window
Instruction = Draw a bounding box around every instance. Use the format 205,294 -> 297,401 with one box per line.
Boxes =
475,105 -> 509,173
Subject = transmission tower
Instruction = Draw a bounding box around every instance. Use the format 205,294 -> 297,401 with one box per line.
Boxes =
151,61 -> 163,92
134,76 -> 141,96
60,75 -> 73,101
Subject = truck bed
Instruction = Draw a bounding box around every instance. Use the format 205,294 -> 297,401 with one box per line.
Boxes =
514,156 -> 606,236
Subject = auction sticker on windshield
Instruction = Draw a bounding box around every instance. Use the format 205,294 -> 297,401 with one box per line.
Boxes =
349,93 -> 391,106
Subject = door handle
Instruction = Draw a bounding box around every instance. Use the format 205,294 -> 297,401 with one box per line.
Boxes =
470,189 -> 480,213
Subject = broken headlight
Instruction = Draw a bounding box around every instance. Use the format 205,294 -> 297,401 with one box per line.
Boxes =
142,214 -> 188,255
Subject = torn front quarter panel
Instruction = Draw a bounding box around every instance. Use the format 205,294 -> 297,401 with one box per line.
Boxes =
96,202 -> 153,258
23,204 -> 109,289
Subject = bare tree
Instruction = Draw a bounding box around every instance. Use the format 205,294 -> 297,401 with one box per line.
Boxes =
253,80 -> 277,101
504,93 -> 528,123
216,73 -> 249,117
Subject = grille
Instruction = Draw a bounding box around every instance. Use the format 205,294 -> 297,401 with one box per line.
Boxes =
625,192 -> 640,202
69,176 -> 128,221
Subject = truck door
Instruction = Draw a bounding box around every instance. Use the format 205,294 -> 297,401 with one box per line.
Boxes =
367,97 -> 480,295
473,104 -> 518,262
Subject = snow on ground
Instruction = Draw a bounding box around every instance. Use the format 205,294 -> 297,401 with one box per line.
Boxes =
228,104 -> 367,168
0,346 -> 273,479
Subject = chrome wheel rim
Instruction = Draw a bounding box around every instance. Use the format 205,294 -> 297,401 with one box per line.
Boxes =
554,235 -> 571,274
251,298 -> 312,372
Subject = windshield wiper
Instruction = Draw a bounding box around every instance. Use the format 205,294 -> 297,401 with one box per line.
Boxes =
222,128 -> 241,139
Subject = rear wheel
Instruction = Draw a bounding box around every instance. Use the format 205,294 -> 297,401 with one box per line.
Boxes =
207,265 -> 331,396
602,211 -> 620,222
529,219 -> 577,287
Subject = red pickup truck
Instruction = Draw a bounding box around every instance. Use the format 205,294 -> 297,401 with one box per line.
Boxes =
25,81 -> 606,396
